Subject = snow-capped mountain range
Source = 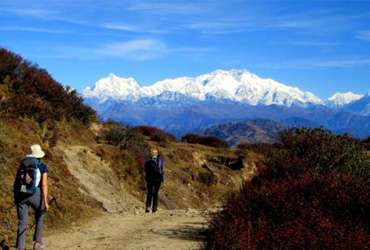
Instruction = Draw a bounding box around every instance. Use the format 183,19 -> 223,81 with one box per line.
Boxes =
83,69 -> 323,107
83,69 -> 370,139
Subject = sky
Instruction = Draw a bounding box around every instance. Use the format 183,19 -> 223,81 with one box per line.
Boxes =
0,0 -> 370,99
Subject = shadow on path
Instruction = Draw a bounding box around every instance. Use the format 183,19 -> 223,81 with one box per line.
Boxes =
154,222 -> 207,242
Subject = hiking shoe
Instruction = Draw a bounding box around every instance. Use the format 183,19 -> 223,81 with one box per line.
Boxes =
145,209 -> 150,213
33,241 -> 45,250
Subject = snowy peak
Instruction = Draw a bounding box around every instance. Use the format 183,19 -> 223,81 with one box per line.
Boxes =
198,69 -> 322,106
327,92 -> 364,108
83,69 -> 324,107
83,73 -> 141,101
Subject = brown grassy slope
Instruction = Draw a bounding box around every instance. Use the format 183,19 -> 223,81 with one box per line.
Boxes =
0,117 -> 254,245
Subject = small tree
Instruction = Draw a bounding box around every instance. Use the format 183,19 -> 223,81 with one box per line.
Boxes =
181,133 -> 228,148
132,125 -> 176,143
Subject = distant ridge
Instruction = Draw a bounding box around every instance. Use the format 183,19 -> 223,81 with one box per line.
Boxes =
203,119 -> 286,145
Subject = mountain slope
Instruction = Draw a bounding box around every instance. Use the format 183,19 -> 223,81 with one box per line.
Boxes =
341,94 -> 370,116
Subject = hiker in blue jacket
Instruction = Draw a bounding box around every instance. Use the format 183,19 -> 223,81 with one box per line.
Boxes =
13,144 -> 49,250
144,148 -> 164,213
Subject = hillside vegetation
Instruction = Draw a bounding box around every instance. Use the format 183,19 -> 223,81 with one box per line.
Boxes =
0,49 -> 251,246
0,48 -> 95,125
204,128 -> 370,249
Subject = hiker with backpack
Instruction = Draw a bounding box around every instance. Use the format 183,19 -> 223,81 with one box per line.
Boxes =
144,148 -> 164,213
13,144 -> 49,250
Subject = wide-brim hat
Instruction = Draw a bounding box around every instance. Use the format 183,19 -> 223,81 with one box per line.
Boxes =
30,144 -> 45,158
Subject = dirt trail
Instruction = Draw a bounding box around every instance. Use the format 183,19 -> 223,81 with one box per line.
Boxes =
39,146 -> 208,249
45,209 -> 207,250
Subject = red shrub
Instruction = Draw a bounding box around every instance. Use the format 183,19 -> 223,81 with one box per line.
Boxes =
0,48 -> 95,125
181,133 -> 228,148
205,171 -> 370,249
204,128 -> 370,249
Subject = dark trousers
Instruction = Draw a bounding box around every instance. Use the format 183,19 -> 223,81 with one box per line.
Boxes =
146,181 -> 161,212
15,188 -> 44,249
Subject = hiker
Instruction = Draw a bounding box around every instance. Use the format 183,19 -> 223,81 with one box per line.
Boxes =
144,148 -> 164,213
13,144 -> 49,250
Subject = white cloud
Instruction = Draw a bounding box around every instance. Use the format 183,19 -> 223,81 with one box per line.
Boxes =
263,58 -> 370,69
101,23 -> 137,32
29,39 -> 212,61
0,7 -> 56,18
357,31 -> 370,41
270,41 -> 341,47
186,19 -> 252,34
95,39 -> 167,60
126,2 -> 209,15
0,26 -> 72,34
100,23 -> 167,34
314,59 -> 370,68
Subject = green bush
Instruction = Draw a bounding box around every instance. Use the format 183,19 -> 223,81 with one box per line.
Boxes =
100,126 -> 150,158
100,127 -> 127,146
267,128 -> 368,178
119,129 -> 150,157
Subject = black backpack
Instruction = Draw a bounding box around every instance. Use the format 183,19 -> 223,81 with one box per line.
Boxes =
15,157 -> 41,195
153,157 -> 163,175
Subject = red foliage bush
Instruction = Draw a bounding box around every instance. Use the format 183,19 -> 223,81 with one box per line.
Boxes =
181,133 -> 228,148
205,171 -> 370,249
204,128 -> 370,249
0,48 -> 95,125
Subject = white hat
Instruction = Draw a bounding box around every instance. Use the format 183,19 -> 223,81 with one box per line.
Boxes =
30,144 -> 45,158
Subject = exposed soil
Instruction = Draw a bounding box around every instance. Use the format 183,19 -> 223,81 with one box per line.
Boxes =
44,209 -> 207,250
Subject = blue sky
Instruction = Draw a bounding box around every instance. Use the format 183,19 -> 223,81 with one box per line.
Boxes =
1,0 -> 370,99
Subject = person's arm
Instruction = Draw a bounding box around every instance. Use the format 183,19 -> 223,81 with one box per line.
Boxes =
13,167 -> 21,204
41,173 -> 49,211
144,161 -> 149,182
160,159 -> 164,182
